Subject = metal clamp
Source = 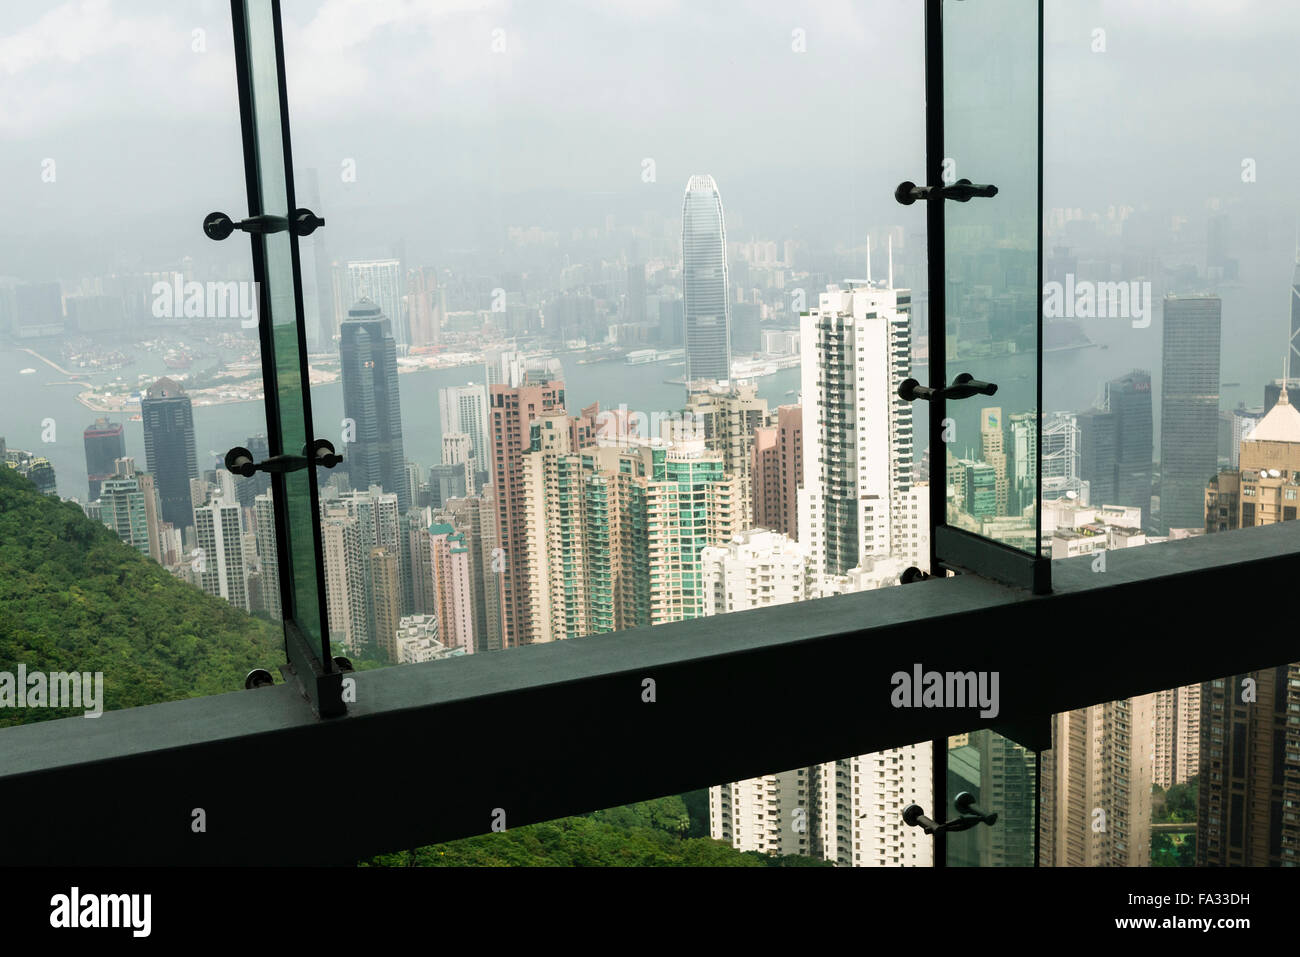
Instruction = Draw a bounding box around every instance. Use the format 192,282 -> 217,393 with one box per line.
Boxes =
225,439 -> 342,477
894,178 -> 999,206
901,793 -> 998,835
204,207 -> 325,241
898,372 -> 997,403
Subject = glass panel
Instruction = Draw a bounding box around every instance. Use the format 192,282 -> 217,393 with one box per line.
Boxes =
277,0 -> 929,670
0,2 -> 282,721
241,0 -> 327,658
946,730 -> 1037,866
1038,5 -> 1300,866
942,0 -> 1041,553
1042,5 -> 1299,549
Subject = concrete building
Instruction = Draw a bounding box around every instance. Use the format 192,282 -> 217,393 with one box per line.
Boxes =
369,545 -> 403,662
798,282 -> 916,582
1039,695 -> 1156,867
192,494 -> 249,612
685,382 -> 767,527
750,404 -> 802,540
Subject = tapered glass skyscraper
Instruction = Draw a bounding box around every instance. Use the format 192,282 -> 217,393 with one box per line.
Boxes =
681,174 -> 730,383
339,298 -> 410,512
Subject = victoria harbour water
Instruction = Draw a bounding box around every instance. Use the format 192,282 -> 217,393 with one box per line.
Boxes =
2,256 -> 1288,501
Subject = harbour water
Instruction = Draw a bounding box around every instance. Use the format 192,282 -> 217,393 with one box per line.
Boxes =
0,255 -> 1287,501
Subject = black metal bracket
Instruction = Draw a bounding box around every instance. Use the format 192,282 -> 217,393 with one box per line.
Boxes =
901,793 -> 998,836
225,439 -> 341,477
895,178 -> 999,205
899,372 -> 998,403
204,207 -> 325,241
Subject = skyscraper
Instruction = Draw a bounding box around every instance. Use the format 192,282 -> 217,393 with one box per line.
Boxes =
339,299 -> 411,513
369,545 -> 403,662
428,523 -> 475,655
83,417 -> 125,502
436,492 -> 502,653
439,383 -> 489,470
141,377 -> 197,530
685,382 -> 767,527
1198,668 -> 1300,866
99,465 -> 151,555
1152,684 -> 1200,789
751,405 -> 802,539
798,283 -> 915,579
253,490 -> 282,622
489,378 -> 573,648
1159,295 -> 1221,532
1107,370 -> 1154,529
980,408 -> 1009,515
681,174 -> 731,383
518,415 -> 739,643
193,494 -> 249,612
321,508 -> 369,655
346,260 -> 406,347
1199,390 -> 1300,864
1038,696 -> 1156,867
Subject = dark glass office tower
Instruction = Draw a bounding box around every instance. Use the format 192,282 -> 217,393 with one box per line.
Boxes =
1159,295 -> 1221,532
235,433 -> 271,507
681,174 -> 730,383
339,298 -> 410,512
83,416 -> 125,501
1076,408 -> 1117,506
1107,370 -> 1154,529
141,377 -> 197,530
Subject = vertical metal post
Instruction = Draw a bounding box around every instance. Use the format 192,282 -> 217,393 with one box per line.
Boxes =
925,0 -> 949,866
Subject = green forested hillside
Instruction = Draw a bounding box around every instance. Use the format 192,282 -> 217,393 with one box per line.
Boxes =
364,794 -> 832,867
0,465 -> 282,726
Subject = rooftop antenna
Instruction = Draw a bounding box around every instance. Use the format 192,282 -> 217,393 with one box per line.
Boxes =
888,234 -> 895,290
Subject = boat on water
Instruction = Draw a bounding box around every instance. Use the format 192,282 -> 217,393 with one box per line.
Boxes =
19,368 -> 36,374
784,389 -> 796,397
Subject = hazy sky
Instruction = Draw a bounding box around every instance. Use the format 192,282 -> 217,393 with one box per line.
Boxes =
0,0 -> 1296,279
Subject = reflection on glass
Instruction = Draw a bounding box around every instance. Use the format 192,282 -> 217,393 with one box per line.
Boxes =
947,729 -> 1036,867
942,0 -> 1040,553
